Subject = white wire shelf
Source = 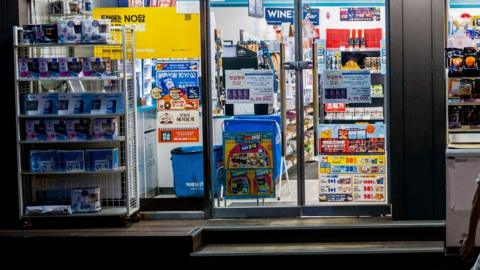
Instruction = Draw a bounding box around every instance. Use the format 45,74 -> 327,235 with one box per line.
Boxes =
15,43 -> 122,48
22,166 -> 126,175
19,113 -> 124,119
23,207 -> 128,218
20,137 -> 125,144
17,75 -> 125,81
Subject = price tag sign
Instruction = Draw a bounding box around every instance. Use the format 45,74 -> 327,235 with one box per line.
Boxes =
225,70 -> 275,105
323,70 -> 371,104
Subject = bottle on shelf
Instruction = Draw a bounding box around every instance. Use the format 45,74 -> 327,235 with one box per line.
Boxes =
354,29 -> 359,49
348,29 -> 354,49
359,29 -> 366,49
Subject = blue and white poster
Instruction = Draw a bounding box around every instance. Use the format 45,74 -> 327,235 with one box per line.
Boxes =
322,70 -> 372,104
152,60 -> 200,98
265,8 -> 319,26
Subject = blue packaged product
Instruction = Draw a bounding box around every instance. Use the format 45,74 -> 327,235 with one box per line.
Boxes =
81,19 -> 110,44
24,93 -> 58,115
90,93 -> 124,114
85,149 -> 119,171
25,120 -> 49,141
58,93 -> 91,115
30,150 -> 57,172
39,58 -> 50,78
57,150 -> 84,172
48,58 -> 60,77
57,20 -> 82,44
67,58 -> 82,77
66,119 -> 89,140
52,119 -> 68,141
92,118 -> 118,140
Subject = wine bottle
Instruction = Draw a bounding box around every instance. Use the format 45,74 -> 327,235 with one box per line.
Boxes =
348,29 -> 354,48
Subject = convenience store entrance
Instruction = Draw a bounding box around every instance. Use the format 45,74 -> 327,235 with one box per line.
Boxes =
204,0 -> 391,218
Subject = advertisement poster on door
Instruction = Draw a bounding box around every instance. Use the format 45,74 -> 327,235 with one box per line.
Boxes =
319,174 -> 385,202
319,124 -> 385,154
319,155 -> 386,174
224,132 -> 275,198
154,60 -> 200,143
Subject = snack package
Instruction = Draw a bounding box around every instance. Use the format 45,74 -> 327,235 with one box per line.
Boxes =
447,48 -> 464,77
449,106 -> 462,129
464,47 -> 479,76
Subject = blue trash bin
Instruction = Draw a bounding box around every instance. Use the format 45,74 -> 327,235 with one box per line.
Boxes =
171,145 -> 223,197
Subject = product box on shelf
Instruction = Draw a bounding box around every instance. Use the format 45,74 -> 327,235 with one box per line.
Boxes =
47,58 -> 61,77
58,93 -> 92,115
67,57 -> 83,77
30,150 -> 57,172
57,20 -> 82,44
66,119 -> 89,140
39,58 -> 50,78
18,58 -> 40,78
90,93 -> 124,114
22,24 -> 58,44
81,19 -> 111,44
57,150 -> 85,172
24,93 -> 58,115
71,187 -> 101,213
82,57 -> 111,77
25,120 -> 48,141
52,119 -> 68,140
92,118 -> 118,140
85,149 -> 119,171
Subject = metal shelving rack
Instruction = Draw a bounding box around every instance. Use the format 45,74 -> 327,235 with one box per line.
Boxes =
13,26 -> 139,224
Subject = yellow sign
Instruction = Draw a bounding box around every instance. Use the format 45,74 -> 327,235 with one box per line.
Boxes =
93,7 -> 200,59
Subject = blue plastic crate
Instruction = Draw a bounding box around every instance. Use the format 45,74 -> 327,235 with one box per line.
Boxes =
171,145 -> 223,197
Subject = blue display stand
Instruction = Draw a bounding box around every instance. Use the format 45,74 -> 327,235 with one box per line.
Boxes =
223,116 -> 283,200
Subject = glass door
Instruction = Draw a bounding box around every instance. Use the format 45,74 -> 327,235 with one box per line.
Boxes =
303,0 -> 390,216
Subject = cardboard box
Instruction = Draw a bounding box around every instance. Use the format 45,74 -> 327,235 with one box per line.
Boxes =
58,93 -> 92,115
66,119 -> 89,141
24,93 -> 58,115
92,118 -> 118,140
71,188 -> 101,213
18,58 -> 39,78
66,57 -> 82,77
81,19 -> 110,44
58,150 -> 85,172
57,20 -> 82,44
85,149 -> 119,171
30,150 -> 57,172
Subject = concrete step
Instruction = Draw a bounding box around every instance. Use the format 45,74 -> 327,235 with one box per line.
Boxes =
191,241 -> 445,257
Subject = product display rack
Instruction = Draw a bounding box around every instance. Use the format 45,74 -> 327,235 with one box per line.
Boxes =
13,26 -> 139,224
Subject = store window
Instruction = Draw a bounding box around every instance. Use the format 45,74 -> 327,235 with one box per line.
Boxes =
208,0 -> 389,218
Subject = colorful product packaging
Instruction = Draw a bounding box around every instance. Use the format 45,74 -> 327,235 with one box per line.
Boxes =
67,57 -> 82,77
58,93 -> 92,115
57,19 -> 82,44
85,149 -> 119,171
30,150 -> 57,172
71,187 -> 101,213
90,93 -> 124,114
39,58 -> 50,78
47,58 -> 61,77
57,150 -> 85,172
66,119 -> 89,140
51,119 -> 68,141
81,19 -> 111,44
92,118 -> 118,140
24,93 -> 58,115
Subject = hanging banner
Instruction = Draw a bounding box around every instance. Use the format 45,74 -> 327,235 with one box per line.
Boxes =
224,132 -> 275,198
93,7 -> 200,59
323,70 -> 372,104
265,8 -> 320,25
340,7 -> 381,22
225,70 -> 274,104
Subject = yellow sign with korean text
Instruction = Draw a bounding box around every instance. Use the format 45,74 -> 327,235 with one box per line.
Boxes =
93,7 -> 200,59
